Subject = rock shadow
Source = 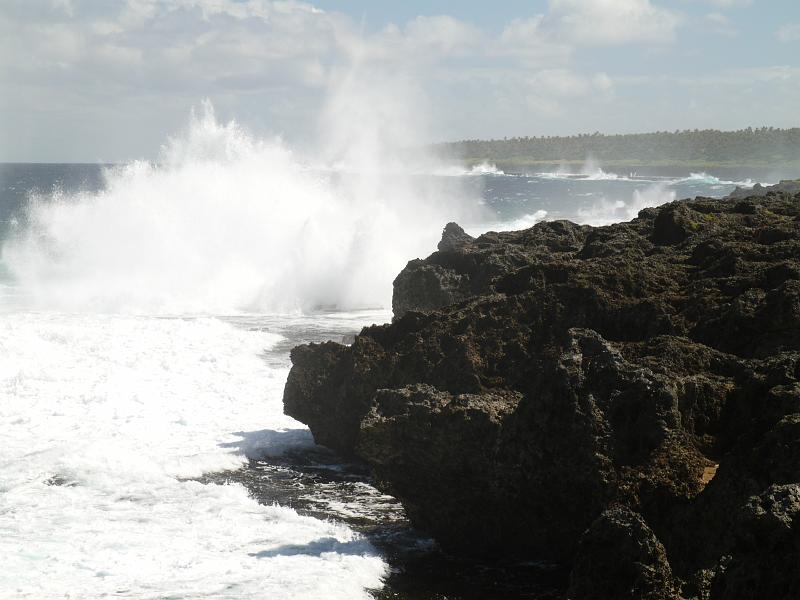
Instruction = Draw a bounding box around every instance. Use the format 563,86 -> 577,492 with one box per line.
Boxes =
219,428 -> 316,461
249,536 -> 377,559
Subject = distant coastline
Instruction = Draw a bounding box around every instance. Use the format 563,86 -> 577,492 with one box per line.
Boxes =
432,127 -> 800,174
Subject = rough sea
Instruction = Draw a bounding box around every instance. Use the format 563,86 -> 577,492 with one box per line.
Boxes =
0,123 -> 763,599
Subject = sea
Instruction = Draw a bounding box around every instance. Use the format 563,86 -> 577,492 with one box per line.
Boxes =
0,122 -> 767,600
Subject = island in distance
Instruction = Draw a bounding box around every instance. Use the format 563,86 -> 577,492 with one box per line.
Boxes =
284,182 -> 800,600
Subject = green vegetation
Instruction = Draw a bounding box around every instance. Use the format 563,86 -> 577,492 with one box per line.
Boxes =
435,127 -> 800,171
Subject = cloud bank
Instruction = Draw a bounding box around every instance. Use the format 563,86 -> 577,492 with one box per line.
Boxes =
0,0 -> 796,161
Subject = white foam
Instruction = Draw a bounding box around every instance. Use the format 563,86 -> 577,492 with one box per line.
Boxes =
0,313 -> 386,599
536,156 -> 632,181
677,172 -> 756,187
466,209 -> 549,235
424,160 -> 506,177
467,161 -> 505,176
1,105 -> 483,315
537,168 -> 630,182
576,183 -> 676,226
580,169 -> 622,181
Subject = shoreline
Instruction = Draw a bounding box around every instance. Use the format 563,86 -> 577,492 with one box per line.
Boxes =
283,187 -> 800,599
467,159 -> 800,180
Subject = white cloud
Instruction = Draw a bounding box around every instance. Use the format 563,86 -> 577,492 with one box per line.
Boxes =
706,12 -> 729,25
705,0 -> 752,7
462,68 -> 617,121
356,15 -> 485,66
0,0 -> 674,121
546,0 -> 682,45
499,16 -> 572,64
1,0 -> 797,162
403,15 -> 482,56
634,65 -> 799,87
777,23 -> 800,43
705,12 -> 737,36
50,0 -> 74,16
593,72 -> 614,92
0,0 -> 350,160
1,0 -> 343,94
535,69 -> 592,96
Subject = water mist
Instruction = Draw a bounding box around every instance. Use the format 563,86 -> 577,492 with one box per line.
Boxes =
2,77 -> 485,315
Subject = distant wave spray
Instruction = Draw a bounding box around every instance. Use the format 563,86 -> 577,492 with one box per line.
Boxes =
576,183 -> 677,226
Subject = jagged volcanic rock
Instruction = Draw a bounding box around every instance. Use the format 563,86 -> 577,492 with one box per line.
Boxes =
283,191 -> 800,599
568,506 -> 679,600
727,179 -> 800,201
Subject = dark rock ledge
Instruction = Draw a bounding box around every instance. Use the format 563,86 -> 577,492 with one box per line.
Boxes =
283,190 -> 800,600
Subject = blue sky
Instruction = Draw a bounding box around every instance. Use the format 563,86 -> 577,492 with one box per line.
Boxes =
1,0 -> 799,161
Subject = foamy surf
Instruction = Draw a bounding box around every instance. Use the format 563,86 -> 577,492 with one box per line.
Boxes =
576,183 -> 677,226
678,172 -> 756,187
466,209 -> 549,236
467,161 -> 505,176
533,159 -> 761,189
425,161 -> 506,177
0,313 -> 386,599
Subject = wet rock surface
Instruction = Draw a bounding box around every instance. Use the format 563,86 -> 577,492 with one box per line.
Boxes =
283,192 -> 800,599
200,448 -> 567,599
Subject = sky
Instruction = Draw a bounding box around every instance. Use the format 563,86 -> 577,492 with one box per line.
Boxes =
1,0 -> 799,162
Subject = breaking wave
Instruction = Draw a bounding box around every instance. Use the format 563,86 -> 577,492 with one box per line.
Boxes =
1,106 -> 484,314
466,210 -> 549,236
678,172 -> 756,187
467,161 -> 505,176
576,183 -> 677,226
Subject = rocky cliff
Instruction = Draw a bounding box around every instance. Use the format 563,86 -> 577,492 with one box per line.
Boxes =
727,179 -> 800,200
283,191 -> 800,599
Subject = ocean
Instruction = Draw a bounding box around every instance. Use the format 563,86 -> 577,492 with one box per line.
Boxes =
0,134 -> 760,599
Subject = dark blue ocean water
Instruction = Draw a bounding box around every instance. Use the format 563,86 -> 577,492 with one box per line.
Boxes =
0,164 -> 108,234
0,162 -> 755,242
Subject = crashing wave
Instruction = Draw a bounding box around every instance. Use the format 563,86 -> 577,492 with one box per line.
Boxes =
678,172 -> 756,187
467,161 -> 505,176
1,106 -> 486,314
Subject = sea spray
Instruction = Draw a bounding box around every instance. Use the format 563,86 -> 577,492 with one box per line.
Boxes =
576,183 -> 677,226
465,209 -> 549,237
2,104 -> 485,314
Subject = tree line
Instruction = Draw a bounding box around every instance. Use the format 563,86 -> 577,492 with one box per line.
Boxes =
434,127 -> 800,166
